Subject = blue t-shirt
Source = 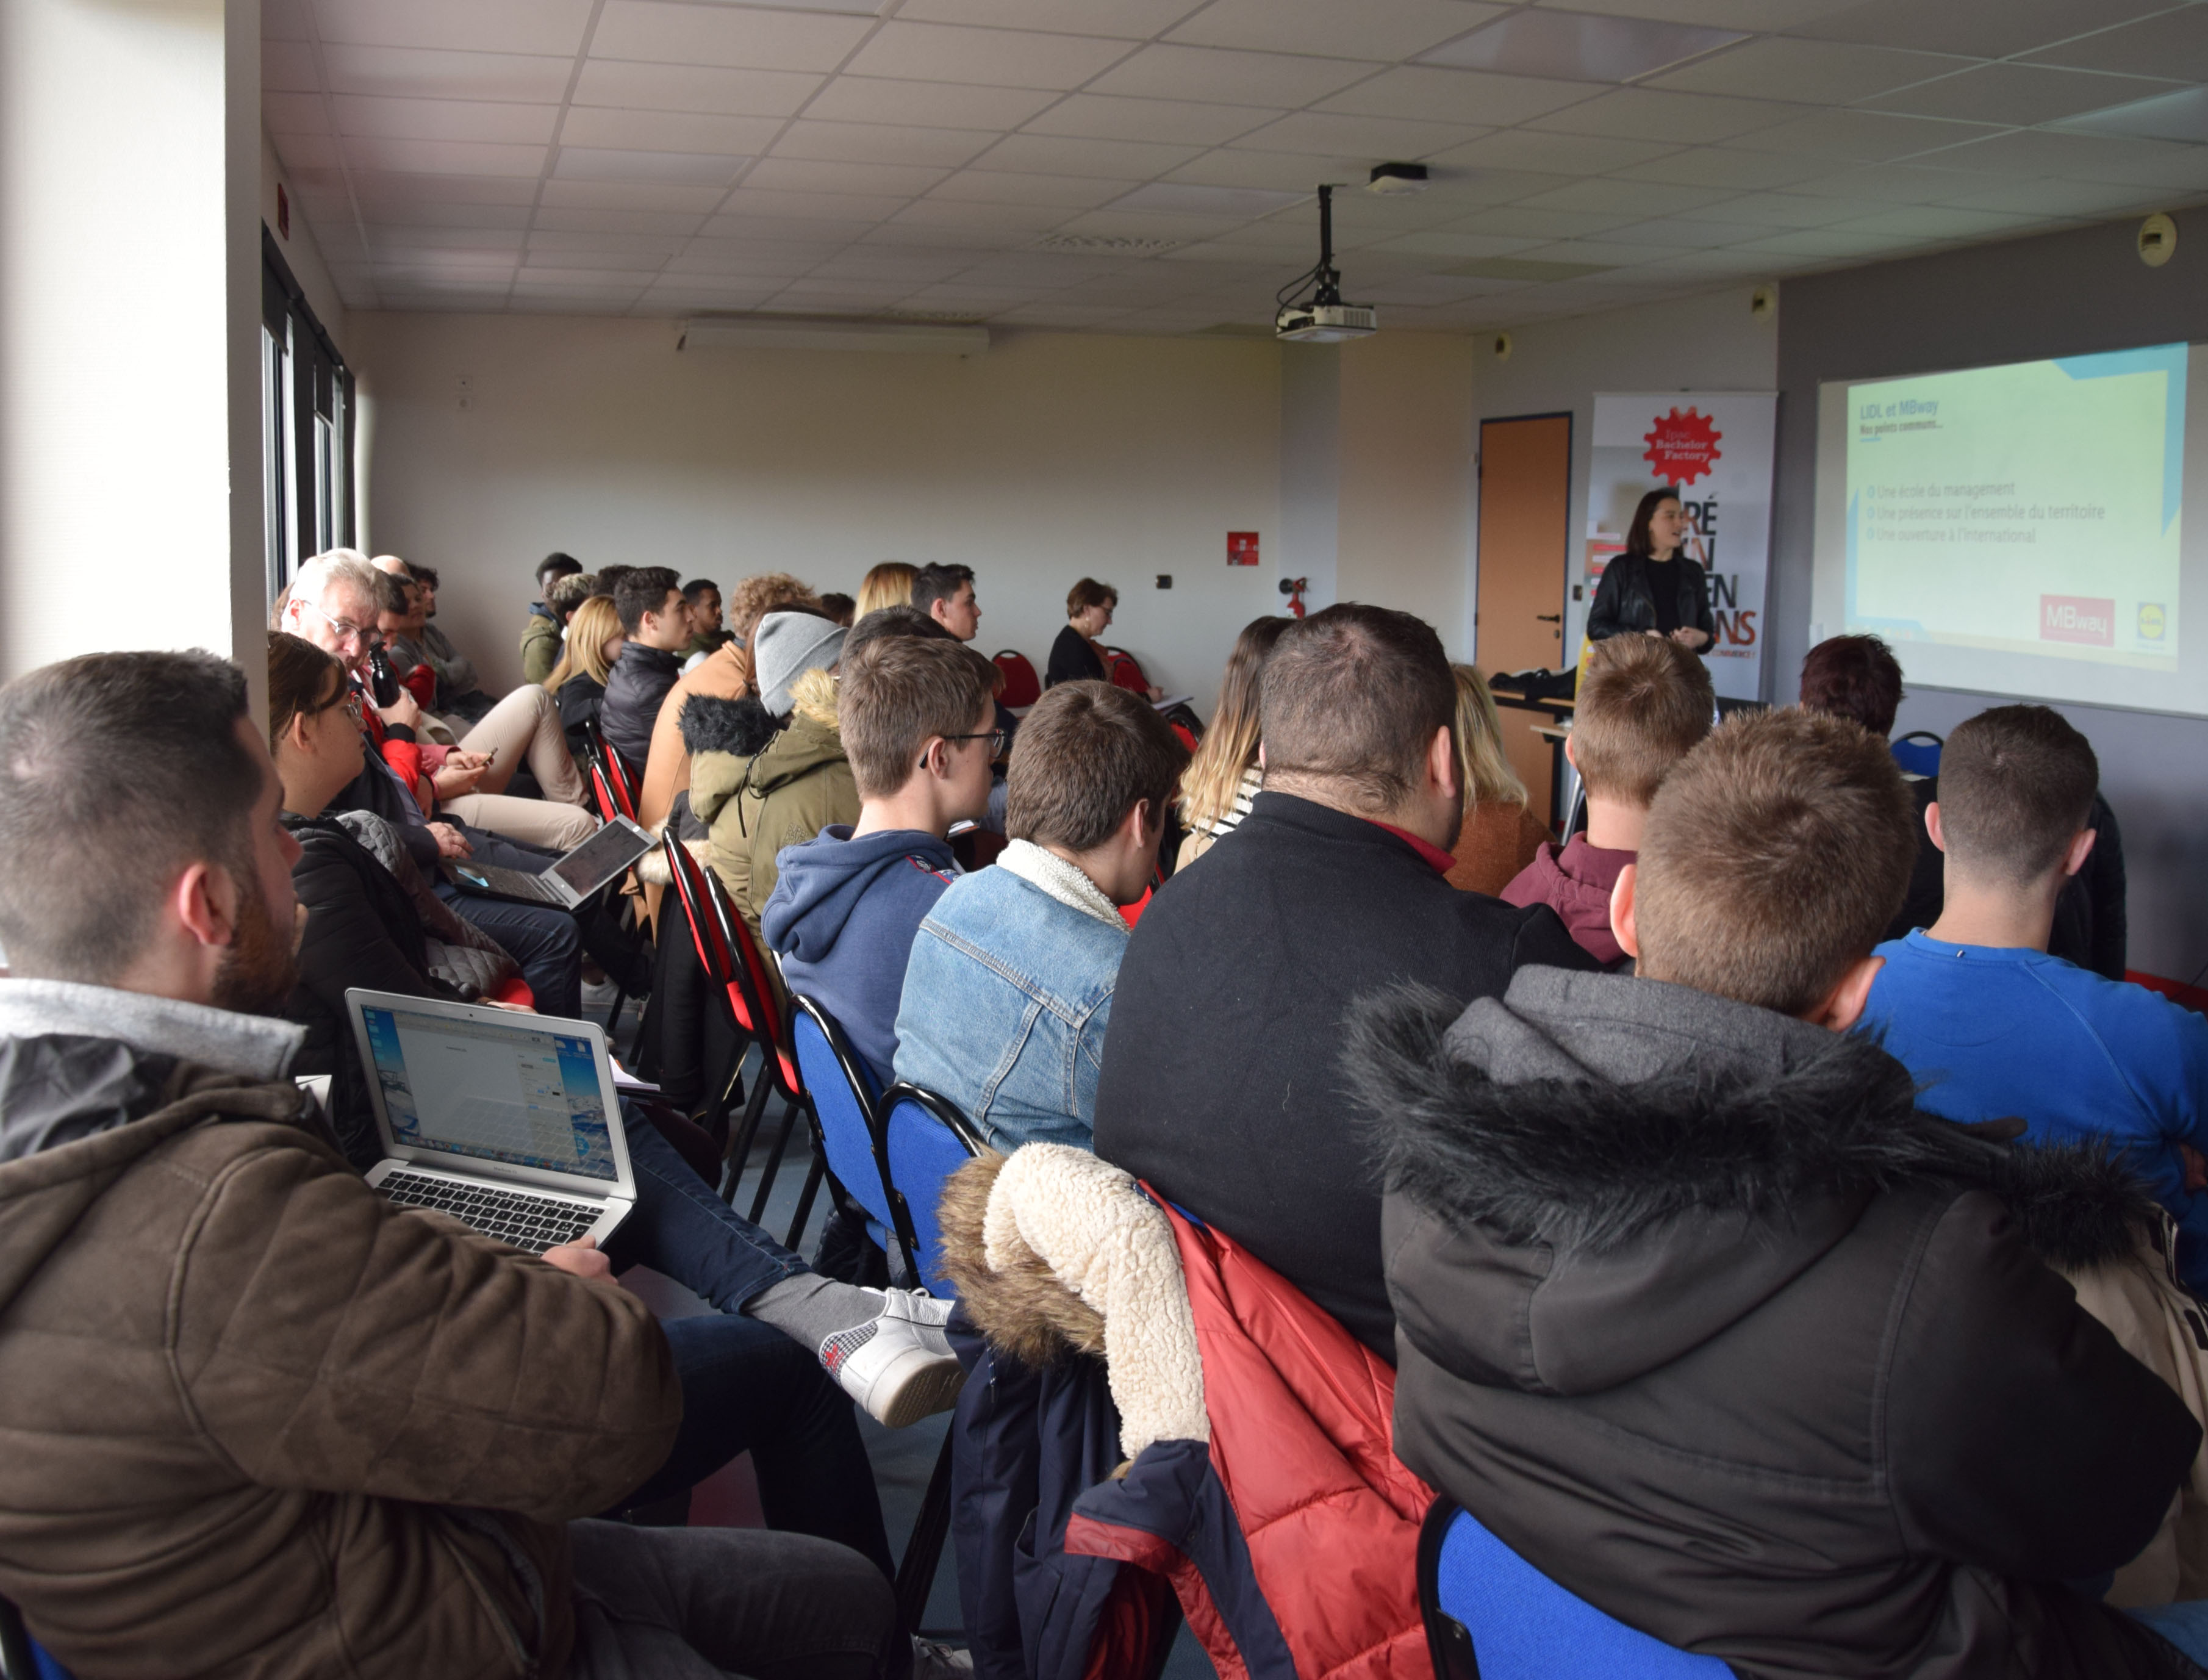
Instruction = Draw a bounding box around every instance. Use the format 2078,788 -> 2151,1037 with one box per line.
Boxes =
1860,929 -> 2208,1286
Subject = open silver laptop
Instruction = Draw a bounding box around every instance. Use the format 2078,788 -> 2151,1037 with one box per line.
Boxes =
442,814 -> 654,908
345,988 -> 634,1255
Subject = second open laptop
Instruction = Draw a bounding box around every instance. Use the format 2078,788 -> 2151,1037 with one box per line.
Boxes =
345,988 -> 635,1255
441,813 -> 653,907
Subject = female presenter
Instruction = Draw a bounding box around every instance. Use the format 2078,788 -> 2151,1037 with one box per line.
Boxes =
1585,486 -> 1715,653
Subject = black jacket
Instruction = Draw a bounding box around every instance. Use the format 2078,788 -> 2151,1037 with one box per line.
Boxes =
1358,967 -> 2202,1680
556,672 -> 608,760
1045,625 -> 1106,688
1091,791 -> 1593,1357
1891,781 -> 2127,980
1585,550 -> 1716,644
282,813 -> 458,1168
599,644 -> 682,772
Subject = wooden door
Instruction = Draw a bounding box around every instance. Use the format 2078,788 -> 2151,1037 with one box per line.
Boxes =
1475,414 -> 1572,825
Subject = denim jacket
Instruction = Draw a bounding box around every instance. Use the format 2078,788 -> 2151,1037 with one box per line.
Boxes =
892,861 -> 1128,1152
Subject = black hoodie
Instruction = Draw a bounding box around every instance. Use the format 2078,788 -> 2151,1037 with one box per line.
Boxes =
1354,967 -> 2204,1680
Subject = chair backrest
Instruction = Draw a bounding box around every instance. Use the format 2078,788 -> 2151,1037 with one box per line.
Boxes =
661,833 -> 747,1016
878,1082 -> 986,1298
1891,730 -> 1943,779
704,871 -> 803,1102
598,737 -> 642,822
0,1594 -> 68,1680
789,996 -> 901,1255
993,649 -> 1041,709
1417,1500 -> 1729,1680
1100,645 -> 1148,695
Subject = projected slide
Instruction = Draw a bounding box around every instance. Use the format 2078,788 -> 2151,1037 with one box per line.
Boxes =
1845,344 -> 2186,674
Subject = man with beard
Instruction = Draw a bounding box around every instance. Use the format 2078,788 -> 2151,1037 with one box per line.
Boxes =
0,651 -> 905,1680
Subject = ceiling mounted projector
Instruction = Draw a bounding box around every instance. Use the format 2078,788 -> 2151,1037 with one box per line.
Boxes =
1367,162 -> 1429,195
1275,184 -> 1377,344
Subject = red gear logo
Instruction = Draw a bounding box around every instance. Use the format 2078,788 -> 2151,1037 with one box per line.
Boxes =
1641,406 -> 1722,486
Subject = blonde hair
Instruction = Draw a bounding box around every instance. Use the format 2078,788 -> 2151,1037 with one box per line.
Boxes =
788,666 -> 839,729
546,595 -> 623,693
1179,614 -> 1289,831
856,562 -> 917,620
1452,665 -> 1528,809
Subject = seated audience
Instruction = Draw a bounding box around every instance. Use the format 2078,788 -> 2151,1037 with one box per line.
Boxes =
763,634 -> 1000,1088
690,611 -> 852,933
1047,578 -> 1113,687
895,681 -> 1186,1151
820,592 -> 857,628
379,558 -> 493,723
1502,634 -> 1713,964
1092,603 -> 1593,1357
637,572 -> 823,839
0,648 -> 912,1680
600,565 -> 689,773
547,592 -> 625,756
1802,633 -> 2128,978
1860,704 -> 2208,1290
856,561 -> 917,619
1175,614 -> 1288,870
683,576 -> 730,662
1444,663 -> 1550,897
1361,705 -> 2207,1675
522,550 -> 583,683
912,562 -> 1019,830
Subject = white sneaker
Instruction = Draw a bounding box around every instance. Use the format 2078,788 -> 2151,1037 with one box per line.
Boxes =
819,1289 -> 965,1428
580,976 -> 620,1011
911,1637 -> 974,1678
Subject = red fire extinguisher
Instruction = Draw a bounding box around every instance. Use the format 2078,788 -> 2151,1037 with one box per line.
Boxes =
1279,576 -> 1308,619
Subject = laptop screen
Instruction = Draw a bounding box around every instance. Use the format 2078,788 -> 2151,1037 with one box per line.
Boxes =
360,1003 -> 617,1182
548,818 -> 653,898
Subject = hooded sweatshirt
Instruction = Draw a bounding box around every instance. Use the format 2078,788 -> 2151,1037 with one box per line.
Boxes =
1355,966 -> 2202,1680
1500,833 -> 1633,965
761,825 -> 958,1088
686,693 -> 858,934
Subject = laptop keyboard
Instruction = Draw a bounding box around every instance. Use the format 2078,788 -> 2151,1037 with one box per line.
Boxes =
381,1169 -> 601,1255
449,861 -> 561,902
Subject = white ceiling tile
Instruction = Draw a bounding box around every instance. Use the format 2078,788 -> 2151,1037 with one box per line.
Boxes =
1516,178 -> 1734,215
310,0 -> 595,57
841,23 -> 1134,88
572,60 -> 824,117
812,248 -> 975,278
1788,0 -> 2170,59
539,179 -> 730,211
883,199 -> 1074,231
1086,44 -> 1377,107
265,92 -> 332,134
1780,162 -> 2006,203
1728,227 -> 1919,256
531,207 -> 708,235
590,2 -> 873,71
1427,10 -> 1744,82
1823,203 -> 2045,237
969,134 -> 1208,178
1747,108 -> 2002,159
520,245 -> 678,272
526,228 -> 686,254
1022,94 -> 1280,146
993,304 -> 1136,326
929,169 -> 1134,206
346,171 -> 543,206
1537,0 -> 1860,26
1112,181 -> 1308,217
668,244 -> 842,276
1929,176 -> 2166,216
1510,238 -> 1679,265
558,109 -> 785,154
1529,87 -> 1806,143
635,282 -> 786,309
1672,190 -> 1884,224
364,224 -> 527,251
1163,149 -> 1376,190
773,120 -> 1000,168
1167,0 -> 1504,63
897,0 -> 1200,37
743,157 -> 952,196
1649,39 -> 1976,103
799,77 -> 1064,129
2059,87 -> 2208,146
1444,205 -> 1640,237
1370,230 -> 1544,257
1315,65 -> 1597,126
1626,247 -> 1788,275
319,44 -> 576,103
1917,128 -> 2208,186
1865,65 -> 2180,127
332,95 -> 558,145
2023,10 -> 2208,81
263,41 -> 323,92
1225,111 -> 1489,158
1426,129 -> 1679,175
1592,215 -> 1768,247
1611,146 -> 1832,188
554,147 -> 748,185
716,187 -> 916,220
342,135 -> 548,176
273,132 -> 344,171
1360,273 -> 1505,304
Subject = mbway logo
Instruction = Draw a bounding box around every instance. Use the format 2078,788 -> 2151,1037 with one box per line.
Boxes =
2041,595 -> 2115,647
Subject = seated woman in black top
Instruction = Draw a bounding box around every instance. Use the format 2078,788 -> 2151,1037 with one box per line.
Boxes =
1586,485 -> 1715,654
545,592 -> 624,755
1047,576 -> 1161,698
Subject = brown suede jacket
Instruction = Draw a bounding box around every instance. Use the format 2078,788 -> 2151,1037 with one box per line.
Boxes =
0,984 -> 681,1680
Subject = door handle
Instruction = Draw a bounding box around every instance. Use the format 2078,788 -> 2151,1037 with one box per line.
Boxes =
1535,613 -> 1561,622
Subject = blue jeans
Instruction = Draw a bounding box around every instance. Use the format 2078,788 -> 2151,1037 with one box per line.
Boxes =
607,1113 -> 808,1313
436,881 -> 583,1018
2131,1599 -> 2208,1661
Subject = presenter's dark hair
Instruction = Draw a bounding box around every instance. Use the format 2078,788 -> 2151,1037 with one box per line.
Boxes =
1800,634 -> 1904,738
1625,486 -> 1684,558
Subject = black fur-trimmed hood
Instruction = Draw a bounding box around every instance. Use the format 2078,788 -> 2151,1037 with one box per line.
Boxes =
679,692 -> 778,759
1349,969 -> 2160,1395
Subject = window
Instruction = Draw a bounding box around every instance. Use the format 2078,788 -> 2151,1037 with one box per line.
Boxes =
262,228 -> 354,607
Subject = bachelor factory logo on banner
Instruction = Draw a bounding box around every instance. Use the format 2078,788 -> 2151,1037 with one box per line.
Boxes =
1585,392 -> 1779,703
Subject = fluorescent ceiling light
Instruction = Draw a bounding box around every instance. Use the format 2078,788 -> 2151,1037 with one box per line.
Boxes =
681,315 -> 990,354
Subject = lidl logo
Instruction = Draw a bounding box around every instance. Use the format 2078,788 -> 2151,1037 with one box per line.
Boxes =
2140,602 -> 2167,642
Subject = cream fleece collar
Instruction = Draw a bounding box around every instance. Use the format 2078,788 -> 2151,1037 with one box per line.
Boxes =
998,839 -> 1125,932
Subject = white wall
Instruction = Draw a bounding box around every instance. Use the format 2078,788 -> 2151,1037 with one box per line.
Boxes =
1469,285 -> 1780,671
260,129 -> 349,354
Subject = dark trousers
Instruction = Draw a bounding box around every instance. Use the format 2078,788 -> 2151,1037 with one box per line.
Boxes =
607,1114 -> 806,1313
436,881 -> 583,1018
566,1519 -> 902,1680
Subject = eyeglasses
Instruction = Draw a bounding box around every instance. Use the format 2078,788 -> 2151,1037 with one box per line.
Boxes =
928,728 -> 1008,766
299,597 -> 382,653
343,690 -> 367,728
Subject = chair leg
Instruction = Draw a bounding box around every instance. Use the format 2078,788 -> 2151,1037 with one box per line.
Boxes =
746,1095 -> 805,1224
720,1057 -> 775,1207
784,1154 -> 826,1251
895,1432 -> 956,1634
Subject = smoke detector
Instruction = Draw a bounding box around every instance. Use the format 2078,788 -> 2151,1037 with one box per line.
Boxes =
1275,185 -> 1378,343
1367,162 -> 1429,196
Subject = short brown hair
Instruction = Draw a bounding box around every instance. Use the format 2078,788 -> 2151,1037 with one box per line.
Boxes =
1571,635 -> 1715,807
1800,634 -> 1904,738
1066,578 -> 1117,617
1636,708 -> 1916,1016
1008,681 -> 1189,853
267,631 -> 347,751
614,565 -> 682,636
1261,603 -> 1454,813
839,634 -> 998,799
1936,705 -> 2098,885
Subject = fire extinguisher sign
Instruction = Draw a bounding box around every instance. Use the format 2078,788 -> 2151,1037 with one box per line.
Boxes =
1228,531 -> 1260,566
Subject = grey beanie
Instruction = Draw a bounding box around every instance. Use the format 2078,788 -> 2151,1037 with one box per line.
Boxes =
755,611 -> 848,716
